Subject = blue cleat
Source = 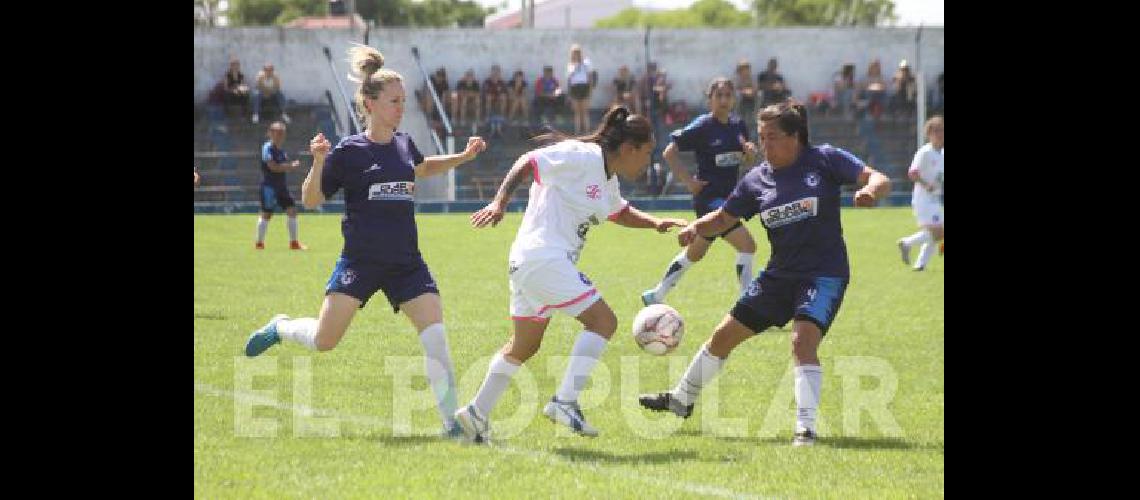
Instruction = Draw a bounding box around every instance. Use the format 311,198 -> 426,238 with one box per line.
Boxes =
641,289 -> 659,306
245,314 -> 287,357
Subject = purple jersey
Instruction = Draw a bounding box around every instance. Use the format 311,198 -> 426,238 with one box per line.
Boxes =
321,132 -> 425,265
723,145 -> 865,278
671,113 -> 752,196
260,141 -> 289,187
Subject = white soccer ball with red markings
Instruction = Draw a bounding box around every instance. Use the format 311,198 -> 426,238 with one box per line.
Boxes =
631,304 -> 684,355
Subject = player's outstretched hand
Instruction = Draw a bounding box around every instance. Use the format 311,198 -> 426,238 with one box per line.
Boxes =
310,133 -> 331,161
655,217 -> 688,233
471,202 -> 505,229
677,225 -> 699,246
463,136 -> 487,160
853,187 -> 877,207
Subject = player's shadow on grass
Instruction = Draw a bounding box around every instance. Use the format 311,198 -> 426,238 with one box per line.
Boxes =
701,431 -> 939,451
552,447 -> 700,464
343,431 -> 446,447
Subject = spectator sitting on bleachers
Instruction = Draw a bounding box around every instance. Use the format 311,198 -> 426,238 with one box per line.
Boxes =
223,59 -> 250,114
483,65 -> 509,138
833,63 -> 857,118
613,65 -> 640,115
252,63 -> 290,125
534,65 -> 565,127
507,69 -> 529,126
857,59 -> 888,120
456,69 -> 481,128
757,58 -> 790,107
890,59 -> 918,117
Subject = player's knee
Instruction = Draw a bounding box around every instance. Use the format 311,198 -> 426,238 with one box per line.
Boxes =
503,341 -> 539,363
737,238 -> 757,254
687,246 -> 707,262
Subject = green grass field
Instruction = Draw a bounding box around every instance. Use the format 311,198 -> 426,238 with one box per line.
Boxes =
194,208 -> 943,499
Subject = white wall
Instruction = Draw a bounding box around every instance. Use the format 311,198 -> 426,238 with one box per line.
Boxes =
195,26 -> 944,110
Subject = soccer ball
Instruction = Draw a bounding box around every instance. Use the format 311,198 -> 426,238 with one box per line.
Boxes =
631,304 -> 684,355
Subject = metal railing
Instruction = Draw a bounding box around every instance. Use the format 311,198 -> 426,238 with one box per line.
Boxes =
324,89 -> 345,139
411,45 -> 457,201
323,46 -> 362,136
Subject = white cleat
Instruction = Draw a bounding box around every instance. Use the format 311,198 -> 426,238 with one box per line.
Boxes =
454,404 -> 491,444
543,397 -> 598,437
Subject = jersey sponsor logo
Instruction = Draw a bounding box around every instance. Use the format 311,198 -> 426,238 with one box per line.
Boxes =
804,172 -> 821,187
340,268 -> 356,286
368,181 -> 415,201
586,184 -> 601,200
759,197 -> 818,228
715,151 -> 743,168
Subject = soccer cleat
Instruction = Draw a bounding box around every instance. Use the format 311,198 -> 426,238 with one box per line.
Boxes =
245,314 -> 287,357
454,404 -> 491,444
641,289 -> 659,306
255,241 -> 265,250
897,240 -> 911,266
793,429 -> 816,447
289,240 -> 308,250
543,397 -> 598,437
637,392 -> 693,419
440,420 -> 465,441
913,266 -> 925,272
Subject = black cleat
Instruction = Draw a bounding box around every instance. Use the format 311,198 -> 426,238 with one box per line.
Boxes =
638,392 -> 693,419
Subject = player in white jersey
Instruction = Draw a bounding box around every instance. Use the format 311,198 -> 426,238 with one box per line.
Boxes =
898,115 -> 944,271
455,106 -> 688,442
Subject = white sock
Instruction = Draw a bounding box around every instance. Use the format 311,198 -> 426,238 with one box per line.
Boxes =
256,218 -> 269,243
472,352 -> 520,417
286,217 -> 299,242
277,317 -> 318,350
735,252 -> 755,295
901,229 -> 931,247
555,331 -> 608,402
418,323 -> 458,428
652,252 -> 693,301
916,240 -> 936,269
670,345 -> 725,406
794,364 -> 823,433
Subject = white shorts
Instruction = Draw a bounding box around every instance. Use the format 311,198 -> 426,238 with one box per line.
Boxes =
913,200 -> 944,227
509,258 -> 601,322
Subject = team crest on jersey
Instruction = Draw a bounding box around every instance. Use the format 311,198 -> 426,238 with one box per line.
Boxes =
340,268 -> 356,285
804,172 -> 821,188
759,197 -> 818,228
586,184 -> 601,200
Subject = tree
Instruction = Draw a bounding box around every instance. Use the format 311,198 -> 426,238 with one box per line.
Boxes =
595,0 -> 752,28
356,0 -> 489,27
227,0 -> 325,26
753,0 -> 897,27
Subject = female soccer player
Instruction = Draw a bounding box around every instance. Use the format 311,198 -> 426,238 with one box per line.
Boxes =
244,44 -> 487,438
638,100 -> 891,447
642,77 -> 759,305
254,121 -> 305,250
897,115 -> 944,271
455,105 -> 687,443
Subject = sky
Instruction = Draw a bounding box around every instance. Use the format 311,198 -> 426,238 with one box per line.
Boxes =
474,0 -> 944,26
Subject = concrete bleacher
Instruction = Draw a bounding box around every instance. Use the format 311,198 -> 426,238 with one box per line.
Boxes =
193,101 -> 919,212
193,103 -> 339,209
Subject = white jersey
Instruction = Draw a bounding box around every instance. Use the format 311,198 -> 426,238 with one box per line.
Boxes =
909,143 -> 944,206
509,140 -> 629,264
567,59 -> 593,85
